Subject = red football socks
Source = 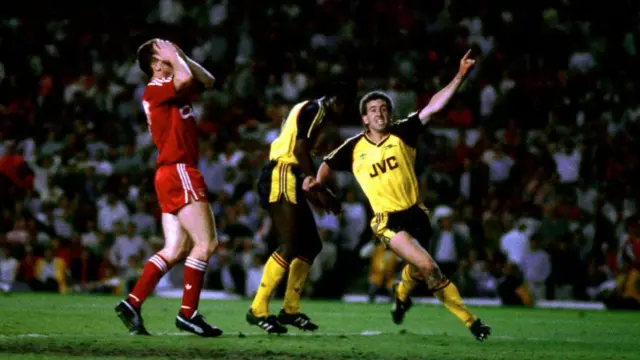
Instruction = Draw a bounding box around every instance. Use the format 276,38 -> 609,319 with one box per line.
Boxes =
128,254 -> 170,307
180,256 -> 208,318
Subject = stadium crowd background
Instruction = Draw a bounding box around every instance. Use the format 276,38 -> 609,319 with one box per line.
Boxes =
1,0 -> 640,307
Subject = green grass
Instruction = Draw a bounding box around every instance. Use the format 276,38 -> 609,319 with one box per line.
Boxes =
0,294 -> 639,359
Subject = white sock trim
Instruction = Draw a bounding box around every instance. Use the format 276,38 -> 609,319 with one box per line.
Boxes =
149,254 -> 169,273
185,257 -> 207,272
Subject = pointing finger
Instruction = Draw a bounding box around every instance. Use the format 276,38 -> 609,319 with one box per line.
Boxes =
462,49 -> 472,61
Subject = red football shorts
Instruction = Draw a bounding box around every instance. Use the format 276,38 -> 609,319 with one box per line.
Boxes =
154,163 -> 208,214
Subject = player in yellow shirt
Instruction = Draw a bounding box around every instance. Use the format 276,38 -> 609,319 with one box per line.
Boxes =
246,83 -> 348,334
314,51 -> 491,341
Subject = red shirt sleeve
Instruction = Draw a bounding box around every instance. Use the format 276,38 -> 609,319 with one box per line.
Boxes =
145,77 -> 177,104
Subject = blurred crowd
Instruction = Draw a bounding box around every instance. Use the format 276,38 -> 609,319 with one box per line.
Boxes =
1,0 -> 640,308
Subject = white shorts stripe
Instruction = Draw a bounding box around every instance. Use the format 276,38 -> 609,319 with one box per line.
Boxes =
176,164 -> 190,203
178,164 -> 199,201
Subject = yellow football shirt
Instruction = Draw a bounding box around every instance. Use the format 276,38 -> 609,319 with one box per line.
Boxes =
269,100 -> 327,164
323,112 -> 424,214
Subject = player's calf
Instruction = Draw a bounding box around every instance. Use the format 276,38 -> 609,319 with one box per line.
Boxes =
123,252 -> 175,312
175,201 -> 222,328
388,232 -> 489,340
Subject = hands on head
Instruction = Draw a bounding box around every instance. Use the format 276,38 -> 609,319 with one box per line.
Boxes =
153,39 -> 179,63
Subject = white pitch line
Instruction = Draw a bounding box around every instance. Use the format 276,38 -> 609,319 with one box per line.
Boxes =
0,331 -> 596,343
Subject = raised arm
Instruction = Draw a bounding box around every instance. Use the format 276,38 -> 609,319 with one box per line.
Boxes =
418,49 -> 476,125
184,57 -> 215,88
175,46 -> 215,89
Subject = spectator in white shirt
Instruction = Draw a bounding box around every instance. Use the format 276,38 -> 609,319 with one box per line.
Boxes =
81,219 -> 100,254
28,155 -> 61,200
575,180 -> 597,214
313,205 -> 340,242
339,190 -> 367,252
500,223 -> 530,269
88,149 -> 113,177
485,145 -> 514,184
430,215 -> 467,277
552,141 -> 582,184
245,253 -> 264,297
281,69 -> 308,102
130,201 -> 157,235
0,246 -> 18,293
521,236 -> 551,300
479,83 -> 497,119
198,148 -> 225,195
218,141 -> 245,168
109,223 -> 151,271
98,193 -> 130,234
568,49 -> 595,73
158,0 -> 184,24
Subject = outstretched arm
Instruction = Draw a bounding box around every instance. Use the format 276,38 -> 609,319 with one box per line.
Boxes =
418,49 -> 476,125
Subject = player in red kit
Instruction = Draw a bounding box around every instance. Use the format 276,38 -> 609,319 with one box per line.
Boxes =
115,39 -> 222,337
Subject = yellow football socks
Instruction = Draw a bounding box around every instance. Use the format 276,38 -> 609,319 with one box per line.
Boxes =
434,282 -> 477,328
283,257 -> 311,314
396,264 -> 419,302
251,253 -> 289,317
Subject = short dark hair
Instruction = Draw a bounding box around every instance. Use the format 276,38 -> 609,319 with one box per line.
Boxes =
137,39 -> 157,78
359,91 -> 393,115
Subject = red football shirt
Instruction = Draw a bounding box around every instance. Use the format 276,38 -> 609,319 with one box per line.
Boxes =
142,76 -> 199,167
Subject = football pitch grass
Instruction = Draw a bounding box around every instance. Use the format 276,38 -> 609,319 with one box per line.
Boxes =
0,294 -> 638,359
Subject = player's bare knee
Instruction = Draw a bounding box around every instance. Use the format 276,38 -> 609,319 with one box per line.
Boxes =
205,238 -> 218,257
158,247 -> 186,264
415,254 -> 436,275
175,246 -> 191,261
191,241 -> 217,260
